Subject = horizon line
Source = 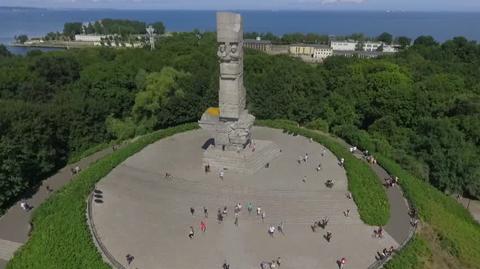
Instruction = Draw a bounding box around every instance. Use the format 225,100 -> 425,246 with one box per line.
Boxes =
2,6 -> 480,13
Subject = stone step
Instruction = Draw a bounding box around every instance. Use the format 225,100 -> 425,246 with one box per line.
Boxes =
0,239 -> 22,260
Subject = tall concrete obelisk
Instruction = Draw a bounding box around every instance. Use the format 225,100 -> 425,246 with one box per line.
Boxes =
199,12 -> 280,174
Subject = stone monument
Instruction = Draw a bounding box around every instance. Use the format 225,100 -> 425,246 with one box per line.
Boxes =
199,12 -> 281,174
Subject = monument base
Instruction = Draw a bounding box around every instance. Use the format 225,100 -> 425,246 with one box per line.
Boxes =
203,140 -> 281,175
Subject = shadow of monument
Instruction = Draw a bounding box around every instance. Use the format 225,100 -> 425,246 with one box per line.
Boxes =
201,138 -> 215,150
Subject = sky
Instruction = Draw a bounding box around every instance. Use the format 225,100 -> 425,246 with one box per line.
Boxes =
2,0 -> 480,11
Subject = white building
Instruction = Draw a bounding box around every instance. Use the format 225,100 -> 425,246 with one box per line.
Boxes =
330,41 -> 357,51
313,45 -> 333,61
363,41 -> 383,52
382,44 -> 398,53
74,35 -> 106,42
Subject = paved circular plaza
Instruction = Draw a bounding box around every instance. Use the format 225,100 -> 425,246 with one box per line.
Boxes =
91,127 -> 397,269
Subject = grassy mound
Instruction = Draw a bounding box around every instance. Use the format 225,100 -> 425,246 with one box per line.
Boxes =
7,123 -> 198,269
257,119 -> 390,226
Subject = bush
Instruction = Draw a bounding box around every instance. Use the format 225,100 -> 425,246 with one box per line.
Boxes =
257,119 -> 390,226
7,123 -> 198,269
305,118 -> 329,132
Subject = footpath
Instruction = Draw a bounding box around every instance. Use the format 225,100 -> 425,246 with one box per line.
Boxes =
330,134 -> 412,245
0,146 -> 120,269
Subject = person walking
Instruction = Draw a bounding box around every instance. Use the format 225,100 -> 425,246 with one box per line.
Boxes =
200,221 -> 206,233
188,226 -> 195,239
219,170 -> 224,180
278,221 -> 284,235
204,206 -> 208,218
190,207 -> 195,216
326,231 -> 332,242
234,213 -> 239,226
126,254 -> 134,265
261,211 -> 266,222
222,260 -> 230,269
276,257 -> 282,267
247,202 -> 253,215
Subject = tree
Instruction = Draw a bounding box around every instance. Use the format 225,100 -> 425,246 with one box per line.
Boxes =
15,35 -> 28,44
414,35 -> 438,46
0,44 -> 11,57
63,22 -> 83,40
395,36 -> 412,49
377,32 -> 393,44
152,22 -> 165,35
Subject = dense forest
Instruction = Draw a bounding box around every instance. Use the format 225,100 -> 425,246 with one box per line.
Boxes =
0,32 -> 479,214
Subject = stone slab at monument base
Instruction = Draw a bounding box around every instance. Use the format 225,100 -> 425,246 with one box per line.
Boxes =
203,140 -> 281,175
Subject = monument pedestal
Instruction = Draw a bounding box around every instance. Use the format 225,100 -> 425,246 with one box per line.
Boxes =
203,140 -> 281,175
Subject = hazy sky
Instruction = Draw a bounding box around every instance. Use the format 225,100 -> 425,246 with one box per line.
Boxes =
3,0 -> 480,11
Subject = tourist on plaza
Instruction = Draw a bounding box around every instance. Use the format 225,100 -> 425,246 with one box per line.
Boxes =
304,153 -> 309,163
320,217 -> 329,228
257,207 -> 262,216
325,231 -> 332,242
219,170 -> 224,180
260,261 -> 270,269
270,260 -> 277,268
188,226 -> 195,239
311,221 -> 318,232
278,221 -> 284,235
200,221 -> 206,232
374,226 -> 383,238
346,192 -> 352,199
261,211 -> 266,222
344,209 -> 350,217
297,156 -> 302,165
190,207 -> 195,215
338,257 -> 346,269
302,176 -> 307,183
223,206 -> 228,216
234,213 -> 239,226
322,149 -> 326,157
222,260 -> 230,269
204,206 -> 208,218
268,225 -> 276,236
247,202 -> 253,215
126,254 -> 134,265
276,257 -> 281,267
316,163 -> 322,172
340,158 -> 345,167
217,209 -> 224,223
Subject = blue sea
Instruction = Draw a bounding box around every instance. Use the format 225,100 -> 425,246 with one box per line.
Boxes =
1,8 -> 480,52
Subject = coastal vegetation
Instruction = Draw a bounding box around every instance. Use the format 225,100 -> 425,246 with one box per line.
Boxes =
0,30 -> 480,268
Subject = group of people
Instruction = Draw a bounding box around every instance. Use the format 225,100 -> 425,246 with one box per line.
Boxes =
376,246 -> 395,261
384,176 -> 399,188
70,165 -> 81,175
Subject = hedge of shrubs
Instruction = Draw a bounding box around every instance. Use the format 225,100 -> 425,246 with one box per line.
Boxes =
7,123 -> 198,269
256,119 -> 390,226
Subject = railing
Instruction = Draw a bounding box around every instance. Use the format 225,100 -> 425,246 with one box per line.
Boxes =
86,191 -> 127,269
